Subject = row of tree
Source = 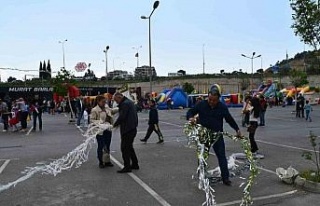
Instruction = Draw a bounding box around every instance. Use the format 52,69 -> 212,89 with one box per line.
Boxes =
39,60 -> 52,80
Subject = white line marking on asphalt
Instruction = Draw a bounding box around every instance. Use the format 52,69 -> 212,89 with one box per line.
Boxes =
0,160 -> 11,175
137,129 -> 183,134
234,158 -> 276,175
26,126 -> 34,136
160,119 -> 319,154
216,190 -> 298,206
110,155 -> 171,206
159,121 -> 183,128
0,158 -> 19,161
257,140 -> 319,153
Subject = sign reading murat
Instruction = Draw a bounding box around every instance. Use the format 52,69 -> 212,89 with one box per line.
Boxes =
8,87 -> 54,92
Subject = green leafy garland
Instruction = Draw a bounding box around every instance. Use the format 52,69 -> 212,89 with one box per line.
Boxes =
183,122 -> 259,206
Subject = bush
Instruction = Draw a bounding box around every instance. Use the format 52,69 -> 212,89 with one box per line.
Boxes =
301,132 -> 320,182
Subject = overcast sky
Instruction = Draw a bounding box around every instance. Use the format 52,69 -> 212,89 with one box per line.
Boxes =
0,0 -> 310,81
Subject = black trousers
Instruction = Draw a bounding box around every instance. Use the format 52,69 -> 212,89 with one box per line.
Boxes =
248,121 -> 259,153
32,112 -> 42,131
1,113 -> 9,130
121,129 -> 138,169
144,124 -> 163,141
20,111 -> 28,129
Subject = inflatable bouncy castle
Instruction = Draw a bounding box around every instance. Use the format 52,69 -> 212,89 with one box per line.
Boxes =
257,79 -> 276,98
156,88 -> 188,110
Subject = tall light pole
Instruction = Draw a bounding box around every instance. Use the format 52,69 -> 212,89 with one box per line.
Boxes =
103,46 -> 110,93
141,0 -> 160,93
241,52 -> 261,90
202,44 -> 205,74
58,39 -> 67,69
103,46 -> 110,78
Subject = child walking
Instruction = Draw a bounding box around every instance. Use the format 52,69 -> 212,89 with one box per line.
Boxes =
304,100 -> 313,122
140,100 -> 164,144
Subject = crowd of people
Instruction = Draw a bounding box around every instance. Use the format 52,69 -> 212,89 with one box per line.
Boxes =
0,97 -> 44,132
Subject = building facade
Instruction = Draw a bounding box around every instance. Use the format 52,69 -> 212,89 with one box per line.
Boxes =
107,70 -> 132,80
134,65 -> 157,79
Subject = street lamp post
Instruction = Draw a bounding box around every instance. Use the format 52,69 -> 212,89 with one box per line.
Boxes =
241,52 -> 261,90
103,46 -> 110,79
141,0 -> 160,94
103,46 -> 110,93
58,39 -> 67,69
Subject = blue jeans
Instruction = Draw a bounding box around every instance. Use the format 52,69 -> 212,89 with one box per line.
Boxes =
306,110 -> 311,121
212,136 -> 229,181
259,111 -> 266,125
76,111 -> 83,126
96,130 -> 112,164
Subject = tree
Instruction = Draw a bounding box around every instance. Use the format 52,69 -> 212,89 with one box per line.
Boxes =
39,61 -> 43,79
52,67 -> 76,96
182,82 -> 195,94
290,0 -> 320,50
240,78 -> 250,92
83,69 -> 97,81
289,69 -> 309,88
46,59 -> 52,79
7,76 -> 17,83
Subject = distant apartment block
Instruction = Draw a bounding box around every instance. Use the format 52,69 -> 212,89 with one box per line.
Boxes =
134,65 -> 157,79
108,70 -> 132,80
168,69 -> 186,77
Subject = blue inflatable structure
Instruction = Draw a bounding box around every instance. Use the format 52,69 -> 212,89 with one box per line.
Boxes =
157,88 -> 188,110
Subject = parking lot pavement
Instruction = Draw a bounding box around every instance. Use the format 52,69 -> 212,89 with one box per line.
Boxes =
0,105 -> 320,206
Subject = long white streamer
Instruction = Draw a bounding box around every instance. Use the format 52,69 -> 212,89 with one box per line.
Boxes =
0,123 -> 106,193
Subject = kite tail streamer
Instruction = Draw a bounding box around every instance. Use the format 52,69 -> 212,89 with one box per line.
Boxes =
183,122 -> 258,206
0,123 -> 106,193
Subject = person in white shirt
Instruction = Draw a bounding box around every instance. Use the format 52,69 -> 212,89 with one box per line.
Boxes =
90,95 -> 118,168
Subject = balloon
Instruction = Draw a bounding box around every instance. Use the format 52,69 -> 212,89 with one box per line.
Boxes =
74,62 -> 87,72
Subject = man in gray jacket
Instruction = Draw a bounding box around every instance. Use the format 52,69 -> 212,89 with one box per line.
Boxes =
113,93 -> 139,173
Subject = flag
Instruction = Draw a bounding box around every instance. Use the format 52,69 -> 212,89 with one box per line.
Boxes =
135,52 -> 139,57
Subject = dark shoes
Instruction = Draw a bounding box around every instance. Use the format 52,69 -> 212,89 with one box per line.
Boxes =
117,168 -> 132,173
105,162 -> 114,167
131,164 -> 140,170
99,162 -> 114,168
222,179 -> 232,186
140,138 -> 147,143
156,140 -> 164,144
141,139 -> 163,144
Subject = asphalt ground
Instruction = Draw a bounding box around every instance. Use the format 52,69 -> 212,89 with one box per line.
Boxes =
0,105 -> 320,206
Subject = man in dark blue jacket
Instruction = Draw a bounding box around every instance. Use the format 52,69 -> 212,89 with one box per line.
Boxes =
140,100 -> 164,144
113,93 -> 139,173
188,84 -> 241,186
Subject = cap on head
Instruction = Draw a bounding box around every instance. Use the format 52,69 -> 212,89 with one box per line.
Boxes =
209,84 -> 221,97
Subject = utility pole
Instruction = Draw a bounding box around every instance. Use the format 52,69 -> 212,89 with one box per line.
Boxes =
202,44 -> 205,74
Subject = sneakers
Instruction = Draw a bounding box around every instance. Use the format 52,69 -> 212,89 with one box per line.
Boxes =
252,152 -> 265,159
156,140 -> 164,144
2,130 -> 7,132
140,138 -> 147,143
